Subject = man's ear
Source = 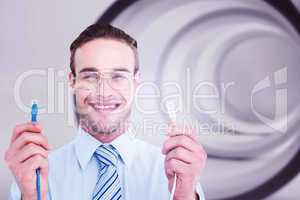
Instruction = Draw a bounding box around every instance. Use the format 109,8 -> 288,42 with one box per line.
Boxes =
68,72 -> 76,89
134,71 -> 141,86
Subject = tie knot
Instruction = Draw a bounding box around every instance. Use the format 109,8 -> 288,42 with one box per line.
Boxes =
94,144 -> 119,167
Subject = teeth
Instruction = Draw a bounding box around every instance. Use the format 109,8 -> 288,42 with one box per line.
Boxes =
94,104 -> 117,110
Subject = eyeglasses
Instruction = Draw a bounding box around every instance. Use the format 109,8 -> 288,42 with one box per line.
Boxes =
75,70 -> 135,90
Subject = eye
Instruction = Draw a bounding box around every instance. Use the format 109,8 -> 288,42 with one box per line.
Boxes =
81,73 -> 98,81
112,73 -> 126,80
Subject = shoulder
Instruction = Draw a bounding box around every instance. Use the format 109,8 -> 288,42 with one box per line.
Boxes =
134,138 -> 163,156
49,140 -> 75,160
132,138 -> 165,167
48,140 -> 77,170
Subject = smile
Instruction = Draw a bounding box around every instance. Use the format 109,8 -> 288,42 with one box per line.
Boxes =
90,103 -> 121,112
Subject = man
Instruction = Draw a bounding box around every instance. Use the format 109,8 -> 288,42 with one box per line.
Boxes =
5,23 -> 207,200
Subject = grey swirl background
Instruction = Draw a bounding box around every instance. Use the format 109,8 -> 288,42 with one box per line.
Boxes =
98,0 -> 300,199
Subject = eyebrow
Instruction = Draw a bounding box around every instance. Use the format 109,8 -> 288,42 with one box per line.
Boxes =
78,67 -> 132,73
78,67 -> 98,73
112,68 -> 131,73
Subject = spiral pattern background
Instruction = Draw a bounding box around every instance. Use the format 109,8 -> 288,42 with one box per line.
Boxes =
97,0 -> 300,199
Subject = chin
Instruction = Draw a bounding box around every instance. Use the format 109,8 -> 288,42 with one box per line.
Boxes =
89,112 -> 125,131
78,103 -> 131,134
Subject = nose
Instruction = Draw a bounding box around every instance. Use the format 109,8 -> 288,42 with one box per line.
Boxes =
96,78 -> 115,97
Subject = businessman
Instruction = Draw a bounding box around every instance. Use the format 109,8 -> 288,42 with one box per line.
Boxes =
5,23 -> 207,200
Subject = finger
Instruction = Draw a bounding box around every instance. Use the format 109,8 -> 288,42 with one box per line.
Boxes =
23,155 -> 48,172
11,132 -> 49,152
162,135 -> 204,157
11,123 -> 42,144
40,161 -> 49,178
165,158 -> 190,176
164,165 -> 176,191
165,147 -> 198,165
15,143 -> 48,163
167,125 -> 198,142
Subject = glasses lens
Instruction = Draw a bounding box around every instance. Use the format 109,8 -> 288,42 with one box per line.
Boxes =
108,72 -> 132,90
76,71 -> 134,90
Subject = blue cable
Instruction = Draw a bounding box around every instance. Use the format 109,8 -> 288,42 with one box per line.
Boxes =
36,168 -> 41,200
31,103 -> 41,200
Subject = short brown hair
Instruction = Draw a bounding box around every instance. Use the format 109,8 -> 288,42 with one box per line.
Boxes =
69,23 -> 139,76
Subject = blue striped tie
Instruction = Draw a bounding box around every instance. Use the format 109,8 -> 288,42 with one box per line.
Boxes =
92,144 -> 122,200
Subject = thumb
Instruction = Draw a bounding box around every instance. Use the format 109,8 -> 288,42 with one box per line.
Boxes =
166,169 -> 176,191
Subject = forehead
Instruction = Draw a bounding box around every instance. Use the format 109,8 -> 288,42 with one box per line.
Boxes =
74,38 -> 135,73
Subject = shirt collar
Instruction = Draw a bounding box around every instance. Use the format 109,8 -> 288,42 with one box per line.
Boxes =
74,127 -> 137,170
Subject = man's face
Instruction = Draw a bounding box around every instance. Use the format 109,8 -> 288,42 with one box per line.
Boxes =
70,38 -> 139,135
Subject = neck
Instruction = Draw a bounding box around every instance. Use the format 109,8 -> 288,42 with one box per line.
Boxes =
93,132 -> 122,143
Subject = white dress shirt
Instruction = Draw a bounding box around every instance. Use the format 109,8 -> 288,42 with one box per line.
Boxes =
9,127 -> 205,200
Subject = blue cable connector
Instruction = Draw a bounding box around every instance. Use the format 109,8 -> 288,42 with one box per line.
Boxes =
31,103 -> 41,200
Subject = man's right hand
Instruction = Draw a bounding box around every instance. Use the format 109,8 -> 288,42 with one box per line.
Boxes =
4,123 -> 50,200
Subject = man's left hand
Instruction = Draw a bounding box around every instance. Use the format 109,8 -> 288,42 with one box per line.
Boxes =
162,124 -> 207,200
